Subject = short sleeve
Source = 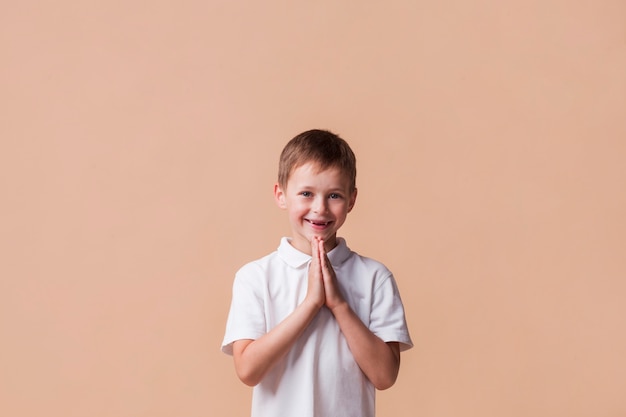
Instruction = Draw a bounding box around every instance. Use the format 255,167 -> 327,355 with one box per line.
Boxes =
221,264 -> 267,355
369,273 -> 413,351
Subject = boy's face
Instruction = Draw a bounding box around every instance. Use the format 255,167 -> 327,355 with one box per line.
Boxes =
274,162 -> 357,255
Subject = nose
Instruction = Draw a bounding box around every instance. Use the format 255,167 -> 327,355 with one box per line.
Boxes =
312,196 -> 328,213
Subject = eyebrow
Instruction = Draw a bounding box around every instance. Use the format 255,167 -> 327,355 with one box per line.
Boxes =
293,185 -> 345,194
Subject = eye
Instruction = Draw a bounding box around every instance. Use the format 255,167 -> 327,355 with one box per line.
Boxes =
300,191 -> 312,197
329,193 -> 342,199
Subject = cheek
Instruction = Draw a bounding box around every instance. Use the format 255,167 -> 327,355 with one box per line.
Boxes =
287,201 -> 308,216
331,202 -> 350,216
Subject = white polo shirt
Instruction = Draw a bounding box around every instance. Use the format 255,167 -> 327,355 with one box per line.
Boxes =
222,237 -> 413,417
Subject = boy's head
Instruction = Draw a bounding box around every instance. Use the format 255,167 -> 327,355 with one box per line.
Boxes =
278,129 -> 357,192
275,129 -> 358,254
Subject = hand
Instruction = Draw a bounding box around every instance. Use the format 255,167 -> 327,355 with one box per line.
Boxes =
316,238 -> 346,311
306,237 -> 326,309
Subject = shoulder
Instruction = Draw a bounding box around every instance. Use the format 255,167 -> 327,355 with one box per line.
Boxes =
345,249 -> 392,276
235,250 -> 280,279
334,239 -> 391,274
340,247 -> 396,292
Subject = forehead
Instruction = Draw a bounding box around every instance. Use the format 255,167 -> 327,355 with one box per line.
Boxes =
287,162 -> 350,187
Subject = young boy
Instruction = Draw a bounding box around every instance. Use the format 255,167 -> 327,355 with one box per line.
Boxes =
221,129 -> 413,417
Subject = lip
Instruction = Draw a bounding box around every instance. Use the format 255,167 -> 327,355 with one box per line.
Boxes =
305,219 -> 333,228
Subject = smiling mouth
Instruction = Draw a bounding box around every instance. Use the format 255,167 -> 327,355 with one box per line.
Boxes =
306,219 -> 332,227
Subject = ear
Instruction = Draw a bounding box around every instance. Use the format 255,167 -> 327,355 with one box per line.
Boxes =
274,183 -> 287,209
347,188 -> 358,213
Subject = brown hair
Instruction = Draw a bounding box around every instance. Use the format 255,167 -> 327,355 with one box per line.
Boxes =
278,129 -> 357,191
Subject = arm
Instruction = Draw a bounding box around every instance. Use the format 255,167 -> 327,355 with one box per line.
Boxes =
232,240 -> 326,386
233,299 -> 320,386
317,238 -> 401,390
329,303 -> 401,390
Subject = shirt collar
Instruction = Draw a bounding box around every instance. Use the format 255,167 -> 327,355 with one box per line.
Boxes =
277,237 -> 352,268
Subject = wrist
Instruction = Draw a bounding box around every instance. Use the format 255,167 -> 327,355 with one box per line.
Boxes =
301,296 -> 324,313
329,300 -> 349,316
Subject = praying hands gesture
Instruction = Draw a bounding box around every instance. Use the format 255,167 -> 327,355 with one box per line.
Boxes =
233,236 -> 401,390
306,236 -> 346,311
307,237 -> 401,390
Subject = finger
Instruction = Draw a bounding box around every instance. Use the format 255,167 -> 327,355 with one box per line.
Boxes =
311,237 -> 319,261
319,240 -> 331,273
311,238 -> 323,276
313,237 -> 322,266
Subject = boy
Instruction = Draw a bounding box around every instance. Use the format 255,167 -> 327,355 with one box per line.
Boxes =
221,129 -> 413,417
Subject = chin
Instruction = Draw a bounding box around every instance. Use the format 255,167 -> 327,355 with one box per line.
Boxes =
319,233 -> 337,243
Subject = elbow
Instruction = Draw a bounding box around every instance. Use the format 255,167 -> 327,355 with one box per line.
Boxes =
372,357 -> 400,390
235,366 -> 263,387
232,340 -> 265,386
373,372 -> 398,391
238,376 -> 260,387
373,342 -> 401,390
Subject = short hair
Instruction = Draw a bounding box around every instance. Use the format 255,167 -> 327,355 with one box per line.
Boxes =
278,129 -> 357,191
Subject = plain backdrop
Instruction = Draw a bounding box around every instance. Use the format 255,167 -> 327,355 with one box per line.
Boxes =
1,1 -> 625,416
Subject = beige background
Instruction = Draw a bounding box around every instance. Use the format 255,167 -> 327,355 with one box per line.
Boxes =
2,1 -> 625,416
